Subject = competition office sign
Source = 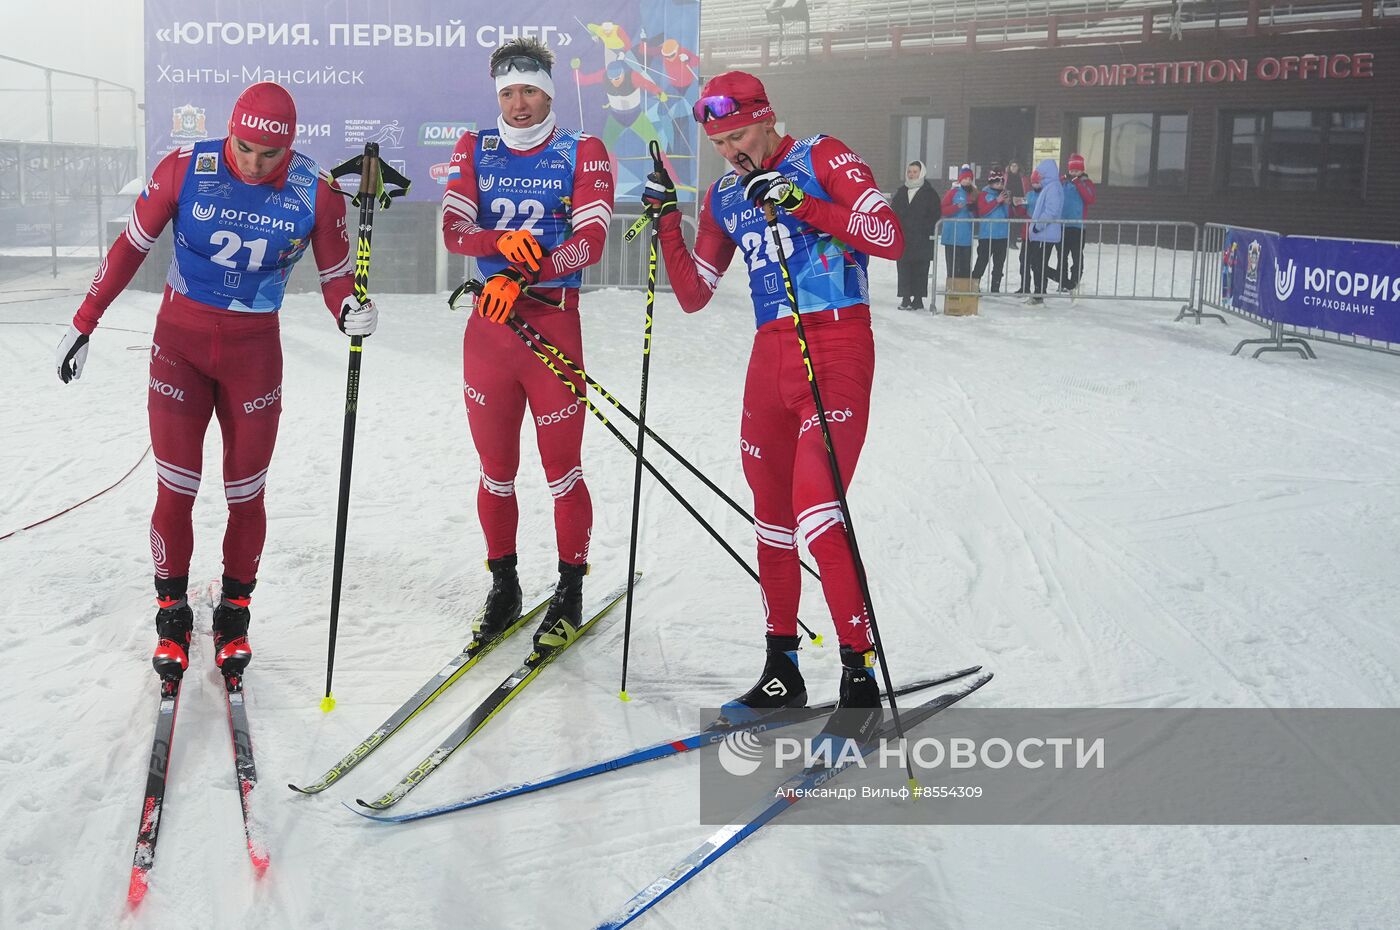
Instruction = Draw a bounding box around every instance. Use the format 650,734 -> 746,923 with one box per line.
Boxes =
1060,52 -> 1375,87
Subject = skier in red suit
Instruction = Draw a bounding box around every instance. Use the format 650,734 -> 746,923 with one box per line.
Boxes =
54,82 -> 372,682
441,38 -> 615,650
642,71 -> 904,741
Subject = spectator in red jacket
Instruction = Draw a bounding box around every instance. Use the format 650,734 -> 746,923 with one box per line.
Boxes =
939,164 -> 979,278
1050,152 -> 1097,294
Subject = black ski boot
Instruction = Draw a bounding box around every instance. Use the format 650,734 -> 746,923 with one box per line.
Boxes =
718,635 -> 808,725
820,646 -> 883,745
473,554 -> 523,643
212,575 -> 255,678
533,561 -> 587,651
152,575 -> 194,680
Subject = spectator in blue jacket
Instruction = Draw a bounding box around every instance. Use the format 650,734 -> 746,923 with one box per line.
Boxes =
972,168 -> 1011,293
1049,152 -> 1097,294
939,164 -> 979,278
1026,158 -> 1063,305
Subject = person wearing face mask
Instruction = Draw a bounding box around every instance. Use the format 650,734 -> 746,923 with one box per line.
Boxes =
52,81 -> 372,685
640,71 -> 905,743
890,160 -> 939,310
440,38 -> 616,652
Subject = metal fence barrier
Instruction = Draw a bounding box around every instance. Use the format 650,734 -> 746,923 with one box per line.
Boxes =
1190,223 -> 1400,360
1187,222 -> 1314,359
928,217 -> 1197,313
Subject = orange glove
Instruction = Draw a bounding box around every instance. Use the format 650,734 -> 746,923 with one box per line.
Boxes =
496,229 -> 543,275
477,268 -> 526,323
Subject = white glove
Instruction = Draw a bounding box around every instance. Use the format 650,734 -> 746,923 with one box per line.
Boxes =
339,296 -> 378,337
56,324 -> 91,383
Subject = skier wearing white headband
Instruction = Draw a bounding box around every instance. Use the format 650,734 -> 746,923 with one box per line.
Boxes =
440,38 -> 616,651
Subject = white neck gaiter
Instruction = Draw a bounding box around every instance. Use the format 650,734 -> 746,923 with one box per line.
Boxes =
497,111 -> 557,151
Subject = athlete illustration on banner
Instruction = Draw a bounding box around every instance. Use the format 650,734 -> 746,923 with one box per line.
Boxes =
570,0 -> 699,201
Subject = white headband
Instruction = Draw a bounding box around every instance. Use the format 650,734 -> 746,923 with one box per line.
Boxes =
495,66 -> 554,99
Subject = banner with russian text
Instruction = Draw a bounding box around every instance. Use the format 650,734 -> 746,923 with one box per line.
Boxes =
1272,236 -> 1400,344
144,0 -> 702,203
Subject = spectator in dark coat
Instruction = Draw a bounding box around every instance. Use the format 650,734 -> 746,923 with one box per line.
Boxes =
890,160 -> 939,310
1005,160 -> 1026,250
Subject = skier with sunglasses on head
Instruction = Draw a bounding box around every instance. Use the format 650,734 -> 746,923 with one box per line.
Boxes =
642,71 -> 905,742
440,38 -> 615,652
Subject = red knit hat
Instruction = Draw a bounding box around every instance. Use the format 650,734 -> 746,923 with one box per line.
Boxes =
1067,152 -> 1086,173
1030,169 -> 1043,184
228,82 -> 296,148
957,164 -> 974,183
693,71 -> 774,135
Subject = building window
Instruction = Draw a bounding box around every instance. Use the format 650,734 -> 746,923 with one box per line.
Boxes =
1156,114 -> 1188,188
896,115 -> 945,188
1221,109 -> 1368,192
1073,113 -> 1188,188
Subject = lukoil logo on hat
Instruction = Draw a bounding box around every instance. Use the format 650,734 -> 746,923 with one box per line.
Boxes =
228,81 -> 296,148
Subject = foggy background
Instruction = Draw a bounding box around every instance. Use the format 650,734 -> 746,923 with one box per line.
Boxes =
1,0 -> 144,143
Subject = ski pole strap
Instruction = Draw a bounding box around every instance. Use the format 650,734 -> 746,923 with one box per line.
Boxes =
447,276 -> 567,314
448,277 -> 485,311
328,153 -> 412,209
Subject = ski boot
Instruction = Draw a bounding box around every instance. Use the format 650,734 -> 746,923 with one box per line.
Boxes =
717,635 -> 809,725
817,646 -> 884,751
533,560 -> 587,652
212,575 -> 255,679
152,575 -> 194,680
473,554 -> 523,644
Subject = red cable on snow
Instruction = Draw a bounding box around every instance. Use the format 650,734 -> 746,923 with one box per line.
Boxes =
0,445 -> 152,541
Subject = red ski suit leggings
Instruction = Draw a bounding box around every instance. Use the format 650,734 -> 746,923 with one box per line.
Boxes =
742,309 -> 875,652
147,296 -> 283,586
462,306 -> 592,565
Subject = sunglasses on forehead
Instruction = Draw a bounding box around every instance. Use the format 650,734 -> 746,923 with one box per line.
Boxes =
491,54 -> 551,78
692,95 -> 747,123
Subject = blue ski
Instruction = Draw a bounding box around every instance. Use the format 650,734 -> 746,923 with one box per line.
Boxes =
593,670 -> 994,929
347,665 -> 983,824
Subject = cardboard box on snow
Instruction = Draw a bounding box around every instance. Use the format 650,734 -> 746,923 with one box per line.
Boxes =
944,278 -> 980,316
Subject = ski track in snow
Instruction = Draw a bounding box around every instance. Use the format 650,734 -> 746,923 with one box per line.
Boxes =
2,255 -> 1399,929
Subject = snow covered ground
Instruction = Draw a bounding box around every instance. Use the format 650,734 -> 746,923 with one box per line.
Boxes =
3,255 -> 1399,929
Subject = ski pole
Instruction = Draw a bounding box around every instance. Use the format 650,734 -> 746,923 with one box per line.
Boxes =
618,142 -> 663,702
448,280 -> 822,644
517,317 -> 823,582
509,316 -> 827,642
738,153 -> 911,762
449,279 -> 822,583
321,143 -> 411,713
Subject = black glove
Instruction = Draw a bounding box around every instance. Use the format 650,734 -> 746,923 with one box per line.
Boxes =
741,168 -> 805,212
642,162 -> 678,218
